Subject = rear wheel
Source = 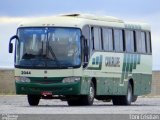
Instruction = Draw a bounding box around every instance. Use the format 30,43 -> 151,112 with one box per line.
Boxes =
27,95 -> 40,106
112,83 -> 133,105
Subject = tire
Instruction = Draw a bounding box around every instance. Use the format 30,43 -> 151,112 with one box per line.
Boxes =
67,99 -> 81,106
80,81 -> 95,105
132,96 -> 138,102
67,81 -> 95,106
112,83 -> 133,105
27,95 -> 40,106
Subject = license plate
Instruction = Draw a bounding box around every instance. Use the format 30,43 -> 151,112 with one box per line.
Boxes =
41,91 -> 52,96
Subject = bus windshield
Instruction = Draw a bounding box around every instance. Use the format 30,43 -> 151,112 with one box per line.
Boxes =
15,27 -> 81,69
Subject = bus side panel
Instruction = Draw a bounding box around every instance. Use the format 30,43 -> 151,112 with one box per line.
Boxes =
132,54 -> 152,95
96,77 -> 128,95
133,73 -> 152,95
96,77 -> 111,95
85,52 -> 152,96
132,73 -> 142,95
80,76 -> 90,95
140,74 -> 152,95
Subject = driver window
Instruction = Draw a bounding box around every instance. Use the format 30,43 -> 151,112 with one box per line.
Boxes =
82,26 -> 90,67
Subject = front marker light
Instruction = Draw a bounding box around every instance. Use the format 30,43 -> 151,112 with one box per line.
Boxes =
62,77 -> 80,83
15,76 -> 30,83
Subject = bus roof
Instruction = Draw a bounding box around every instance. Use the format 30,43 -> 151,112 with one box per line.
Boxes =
19,13 -> 151,31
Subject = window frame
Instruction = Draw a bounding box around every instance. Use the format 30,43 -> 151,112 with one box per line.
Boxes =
102,27 -> 114,52
145,31 -> 152,54
88,25 -> 152,55
91,26 -> 102,51
124,30 -> 135,53
113,28 -> 124,52
135,30 -> 149,54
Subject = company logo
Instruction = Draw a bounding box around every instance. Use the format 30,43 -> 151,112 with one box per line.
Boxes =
92,56 -> 102,65
105,57 -> 120,67
87,55 -> 103,70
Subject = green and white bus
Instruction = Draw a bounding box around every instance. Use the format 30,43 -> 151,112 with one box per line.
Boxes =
9,14 -> 152,106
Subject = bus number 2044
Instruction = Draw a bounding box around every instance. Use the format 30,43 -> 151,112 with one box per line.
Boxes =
21,71 -> 31,75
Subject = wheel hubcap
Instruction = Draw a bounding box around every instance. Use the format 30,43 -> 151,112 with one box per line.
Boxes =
89,86 -> 94,101
127,86 -> 132,102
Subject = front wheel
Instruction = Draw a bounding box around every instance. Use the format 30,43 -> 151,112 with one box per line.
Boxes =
27,95 -> 40,106
112,83 -> 133,105
67,81 -> 95,106
67,99 -> 81,106
132,95 -> 138,102
80,81 -> 95,105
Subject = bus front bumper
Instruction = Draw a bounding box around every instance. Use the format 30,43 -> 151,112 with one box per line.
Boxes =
15,82 -> 81,95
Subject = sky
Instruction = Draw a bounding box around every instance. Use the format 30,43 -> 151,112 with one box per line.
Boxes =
0,0 -> 160,70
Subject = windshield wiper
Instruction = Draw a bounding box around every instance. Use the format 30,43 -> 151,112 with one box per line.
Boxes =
48,45 -> 60,67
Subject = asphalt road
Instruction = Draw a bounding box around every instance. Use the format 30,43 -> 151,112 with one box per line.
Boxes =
0,95 -> 160,114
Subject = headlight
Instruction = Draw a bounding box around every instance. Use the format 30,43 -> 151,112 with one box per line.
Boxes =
15,76 -> 30,83
62,77 -> 80,83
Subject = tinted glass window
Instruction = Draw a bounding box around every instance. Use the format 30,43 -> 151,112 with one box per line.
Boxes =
114,29 -> 123,52
141,32 -> 146,53
16,27 -> 81,68
136,31 -> 146,53
146,32 -> 151,53
91,27 -> 94,50
125,30 -> 134,52
93,27 -> 102,50
102,28 -> 113,51
82,26 -> 90,47
136,31 -> 141,53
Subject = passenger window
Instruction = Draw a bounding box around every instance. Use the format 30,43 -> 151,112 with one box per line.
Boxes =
141,32 -> 146,53
93,27 -> 102,50
102,28 -> 113,51
91,27 -> 94,50
133,31 -> 137,52
114,29 -> 123,52
135,31 -> 141,53
146,32 -> 152,54
125,30 -> 134,52
135,31 -> 146,53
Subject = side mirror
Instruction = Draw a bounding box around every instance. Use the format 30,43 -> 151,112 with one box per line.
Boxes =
9,43 -> 13,53
9,35 -> 19,53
